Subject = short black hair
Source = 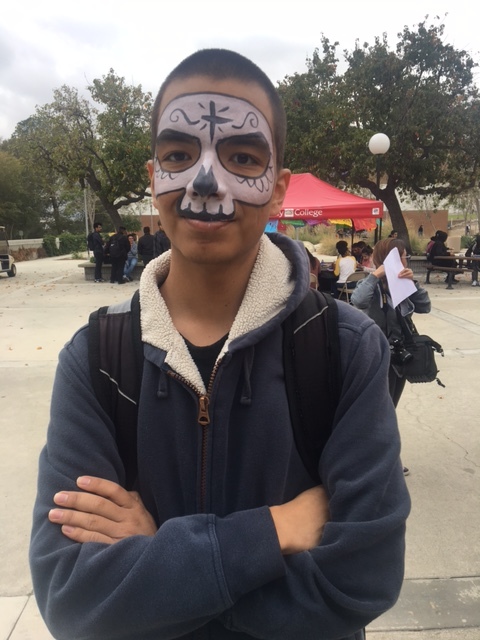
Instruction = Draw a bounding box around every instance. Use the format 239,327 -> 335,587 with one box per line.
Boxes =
93,222 -> 102,230
143,226 -> 150,233
150,48 -> 286,171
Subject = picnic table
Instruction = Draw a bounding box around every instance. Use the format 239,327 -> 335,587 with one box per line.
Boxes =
426,255 -> 480,289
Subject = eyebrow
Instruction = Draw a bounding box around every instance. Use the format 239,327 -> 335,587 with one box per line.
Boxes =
219,132 -> 271,153
156,129 -> 198,145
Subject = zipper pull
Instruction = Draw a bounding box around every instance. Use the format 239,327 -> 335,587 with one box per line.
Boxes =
198,395 -> 210,426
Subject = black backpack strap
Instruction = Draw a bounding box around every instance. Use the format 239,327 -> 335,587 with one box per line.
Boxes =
88,290 -> 143,489
283,290 -> 341,483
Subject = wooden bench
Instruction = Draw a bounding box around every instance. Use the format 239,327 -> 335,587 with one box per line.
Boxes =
79,261 -> 144,282
425,264 -> 474,289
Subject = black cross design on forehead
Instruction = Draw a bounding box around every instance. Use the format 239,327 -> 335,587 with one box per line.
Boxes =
200,101 -> 233,142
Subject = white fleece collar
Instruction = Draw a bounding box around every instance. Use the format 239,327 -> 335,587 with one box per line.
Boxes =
139,235 -> 294,393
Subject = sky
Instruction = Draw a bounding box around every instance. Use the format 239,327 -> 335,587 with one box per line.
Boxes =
1,0 -> 478,141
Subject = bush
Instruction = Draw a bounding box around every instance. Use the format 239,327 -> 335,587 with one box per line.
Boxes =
461,235 -> 475,248
59,233 -> 86,255
43,235 -> 60,257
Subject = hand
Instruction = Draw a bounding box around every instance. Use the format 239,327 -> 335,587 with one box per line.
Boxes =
270,486 -> 330,555
372,265 -> 385,279
398,267 -> 414,280
49,476 -> 157,544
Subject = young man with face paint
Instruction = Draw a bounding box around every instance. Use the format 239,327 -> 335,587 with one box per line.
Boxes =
30,49 -> 410,640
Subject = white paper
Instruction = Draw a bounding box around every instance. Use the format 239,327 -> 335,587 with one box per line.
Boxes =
383,248 -> 417,308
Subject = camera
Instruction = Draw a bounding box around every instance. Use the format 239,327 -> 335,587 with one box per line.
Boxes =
389,339 -> 413,366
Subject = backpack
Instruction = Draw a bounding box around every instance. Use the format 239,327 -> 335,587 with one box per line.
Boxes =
106,234 -> 122,259
88,289 -> 341,489
425,239 -> 435,262
87,232 -> 95,251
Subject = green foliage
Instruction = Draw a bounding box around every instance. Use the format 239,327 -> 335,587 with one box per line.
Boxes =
59,233 -> 86,255
0,149 -> 46,238
9,70 -> 152,231
278,18 -> 480,249
119,213 -> 142,233
461,234 -> 476,248
42,233 -> 87,256
43,235 -> 60,257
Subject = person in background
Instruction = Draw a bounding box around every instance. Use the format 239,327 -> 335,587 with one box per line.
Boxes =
154,220 -> 171,257
465,233 -> 480,286
388,230 -> 398,239
137,226 -> 155,266
106,226 -> 130,285
418,225 -> 424,238
429,230 -> 456,265
351,238 -> 431,476
123,234 -> 138,282
333,240 -> 357,298
305,247 -> 321,289
351,238 -> 431,407
429,230 -> 458,279
360,245 -> 375,272
30,48 -> 409,640
351,241 -> 366,264
92,222 -> 105,283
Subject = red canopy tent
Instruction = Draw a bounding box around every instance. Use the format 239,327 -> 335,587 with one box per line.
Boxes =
270,173 -> 383,231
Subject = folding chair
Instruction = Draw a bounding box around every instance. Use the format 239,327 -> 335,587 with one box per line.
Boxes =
337,271 -> 366,303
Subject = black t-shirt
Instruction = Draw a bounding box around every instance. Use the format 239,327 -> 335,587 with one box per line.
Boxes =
183,334 -> 228,389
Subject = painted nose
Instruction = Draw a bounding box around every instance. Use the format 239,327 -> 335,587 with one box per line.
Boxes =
192,166 -> 218,198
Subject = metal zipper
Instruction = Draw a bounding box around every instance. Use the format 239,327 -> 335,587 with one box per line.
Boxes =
167,361 -> 220,513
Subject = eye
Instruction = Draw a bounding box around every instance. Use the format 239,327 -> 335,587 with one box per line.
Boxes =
231,152 -> 257,166
217,135 -> 271,178
155,133 -> 200,173
163,151 -> 192,163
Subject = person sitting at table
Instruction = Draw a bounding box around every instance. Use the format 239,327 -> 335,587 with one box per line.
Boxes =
465,234 -> 480,287
361,245 -> 375,272
429,230 -> 458,276
305,247 -> 321,289
352,241 -> 366,264
333,240 -> 357,298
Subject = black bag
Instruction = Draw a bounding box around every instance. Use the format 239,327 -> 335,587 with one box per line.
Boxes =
87,232 -> 95,251
395,312 -> 444,386
106,234 -> 122,259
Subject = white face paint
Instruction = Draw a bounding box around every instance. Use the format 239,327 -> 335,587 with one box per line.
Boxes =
154,93 -> 275,220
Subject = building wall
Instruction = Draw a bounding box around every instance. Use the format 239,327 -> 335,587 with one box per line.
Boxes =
385,209 -> 448,239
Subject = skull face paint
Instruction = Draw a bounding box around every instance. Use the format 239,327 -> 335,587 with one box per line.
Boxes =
154,93 -> 275,221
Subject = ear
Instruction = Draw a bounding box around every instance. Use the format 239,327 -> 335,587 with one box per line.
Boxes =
269,169 -> 291,217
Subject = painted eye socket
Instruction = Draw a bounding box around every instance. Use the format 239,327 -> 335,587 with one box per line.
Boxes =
217,136 -> 271,178
156,135 -> 200,173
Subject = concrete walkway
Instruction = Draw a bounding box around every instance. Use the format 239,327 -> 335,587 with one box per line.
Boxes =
0,256 -> 479,639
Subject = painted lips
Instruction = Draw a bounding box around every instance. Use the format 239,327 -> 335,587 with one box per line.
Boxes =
175,197 -> 235,222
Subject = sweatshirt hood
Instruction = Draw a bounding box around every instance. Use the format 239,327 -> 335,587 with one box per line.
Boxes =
139,233 -> 310,392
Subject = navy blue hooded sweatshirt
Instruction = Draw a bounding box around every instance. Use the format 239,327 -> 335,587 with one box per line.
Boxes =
30,233 -> 410,640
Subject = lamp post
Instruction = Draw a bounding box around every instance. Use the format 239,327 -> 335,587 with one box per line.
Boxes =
368,133 -> 390,243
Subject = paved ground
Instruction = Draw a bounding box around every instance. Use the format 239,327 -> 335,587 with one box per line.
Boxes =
0,255 -> 479,639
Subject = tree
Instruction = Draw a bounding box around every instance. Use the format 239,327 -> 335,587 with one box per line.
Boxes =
279,19 -> 480,249
10,70 -> 153,231
0,150 -> 47,238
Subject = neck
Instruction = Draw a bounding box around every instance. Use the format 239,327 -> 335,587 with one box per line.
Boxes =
160,250 -> 258,346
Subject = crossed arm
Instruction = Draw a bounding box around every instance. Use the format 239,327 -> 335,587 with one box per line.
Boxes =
49,477 -> 329,554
